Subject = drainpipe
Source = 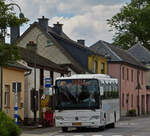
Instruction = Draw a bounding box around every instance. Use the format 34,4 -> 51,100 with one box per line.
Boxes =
24,69 -> 32,77
120,64 -> 122,117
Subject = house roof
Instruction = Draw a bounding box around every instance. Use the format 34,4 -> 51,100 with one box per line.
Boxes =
7,62 -> 30,71
48,25 -> 106,72
14,21 -> 105,74
47,24 -> 105,73
49,31 -> 96,72
19,47 -> 68,74
128,43 -> 150,65
48,26 -> 71,40
90,40 -> 147,70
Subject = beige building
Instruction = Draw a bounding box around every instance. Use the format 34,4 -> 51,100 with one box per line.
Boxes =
2,63 -> 29,120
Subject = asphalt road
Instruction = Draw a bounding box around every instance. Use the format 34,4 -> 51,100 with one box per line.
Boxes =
22,117 -> 150,136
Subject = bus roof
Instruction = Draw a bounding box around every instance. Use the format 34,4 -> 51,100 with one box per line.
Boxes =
56,74 -> 118,84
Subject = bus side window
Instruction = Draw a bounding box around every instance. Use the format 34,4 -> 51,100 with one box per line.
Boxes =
109,83 -> 112,98
103,83 -> 107,99
104,82 -> 109,99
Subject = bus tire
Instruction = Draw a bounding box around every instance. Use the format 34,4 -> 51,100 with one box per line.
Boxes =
110,123 -> 115,128
99,125 -> 105,131
62,127 -> 68,132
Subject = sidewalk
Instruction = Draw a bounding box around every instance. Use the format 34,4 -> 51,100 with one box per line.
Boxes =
120,115 -> 150,121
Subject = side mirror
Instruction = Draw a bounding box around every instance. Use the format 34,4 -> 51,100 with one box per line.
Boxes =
52,85 -> 57,94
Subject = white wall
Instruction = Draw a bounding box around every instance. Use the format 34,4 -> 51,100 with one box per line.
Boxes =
24,67 -> 40,119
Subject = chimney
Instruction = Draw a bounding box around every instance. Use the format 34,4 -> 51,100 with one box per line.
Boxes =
38,16 -> 49,32
77,39 -> 85,46
53,22 -> 63,34
10,26 -> 20,44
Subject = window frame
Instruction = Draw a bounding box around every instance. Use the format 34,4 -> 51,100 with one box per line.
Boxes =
4,85 -> 10,107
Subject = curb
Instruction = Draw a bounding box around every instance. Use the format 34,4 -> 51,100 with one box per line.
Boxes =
120,115 -> 150,121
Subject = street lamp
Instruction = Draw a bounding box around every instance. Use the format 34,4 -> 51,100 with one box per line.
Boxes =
7,3 -> 25,19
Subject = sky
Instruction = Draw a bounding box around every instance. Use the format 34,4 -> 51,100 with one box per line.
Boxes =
10,0 -> 130,46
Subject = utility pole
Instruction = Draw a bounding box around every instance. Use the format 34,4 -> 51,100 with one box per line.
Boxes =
14,83 -> 18,125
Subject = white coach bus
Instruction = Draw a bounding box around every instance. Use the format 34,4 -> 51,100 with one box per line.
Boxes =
54,74 -> 120,132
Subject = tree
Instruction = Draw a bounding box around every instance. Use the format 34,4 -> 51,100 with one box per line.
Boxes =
0,111 -> 22,136
0,0 -> 28,66
107,0 -> 150,50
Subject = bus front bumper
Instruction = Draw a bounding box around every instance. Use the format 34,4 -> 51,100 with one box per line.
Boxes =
55,120 -> 102,128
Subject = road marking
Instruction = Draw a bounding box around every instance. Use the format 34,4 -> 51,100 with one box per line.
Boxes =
74,135 -> 84,136
119,122 -> 129,125
46,130 -> 61,136
112,135 -> 123,136
92,135 -> 103,136
113,135 -> 123,136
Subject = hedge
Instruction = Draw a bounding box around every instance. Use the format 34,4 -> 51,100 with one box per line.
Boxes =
0,111 -> 22,136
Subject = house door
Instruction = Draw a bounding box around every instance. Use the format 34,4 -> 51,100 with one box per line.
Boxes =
146,95 -> 150,114
141,95 -> 145,114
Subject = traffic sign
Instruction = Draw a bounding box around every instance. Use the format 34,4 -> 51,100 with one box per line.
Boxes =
45,78 -> 52,88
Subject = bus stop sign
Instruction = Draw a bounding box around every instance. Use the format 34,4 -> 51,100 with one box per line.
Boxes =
45,78 -> 52,88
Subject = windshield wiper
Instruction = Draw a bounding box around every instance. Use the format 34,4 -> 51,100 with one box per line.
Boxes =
90,106 -> 96,111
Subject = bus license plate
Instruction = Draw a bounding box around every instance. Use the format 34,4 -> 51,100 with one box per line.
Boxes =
72,122 -> 82,126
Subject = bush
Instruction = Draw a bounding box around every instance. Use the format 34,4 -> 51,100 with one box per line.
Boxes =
127,109 -> 136,116
0,111 -> 22,136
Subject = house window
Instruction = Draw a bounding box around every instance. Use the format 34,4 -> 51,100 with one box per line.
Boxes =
101,63 -> 105,74
93,60 -> 98,73
122,67 -> 124,80
4,85 -> 10,107
12,82 -> 22,108
127,68 -> 129,80
131,70 -> 133,82
141,71 -> 143,85
12,82 -> 22,92
131,94 -> 133,107
122,93 -> 124,107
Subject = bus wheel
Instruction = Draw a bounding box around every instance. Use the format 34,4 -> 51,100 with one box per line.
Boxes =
62,127 -> 68,132
99,125 -> 105,131
109,123 -> 115,128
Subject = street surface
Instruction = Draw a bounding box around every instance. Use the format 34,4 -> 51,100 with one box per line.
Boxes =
22,117 -> 150,136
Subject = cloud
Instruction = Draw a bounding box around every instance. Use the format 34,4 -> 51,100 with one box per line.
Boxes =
12,0 -> 129,19
49,4 -> 121,46
10,0 -> 127,45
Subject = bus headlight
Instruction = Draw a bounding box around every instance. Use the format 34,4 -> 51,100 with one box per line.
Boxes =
90,115 -> 100,120
55,116 -> 64,121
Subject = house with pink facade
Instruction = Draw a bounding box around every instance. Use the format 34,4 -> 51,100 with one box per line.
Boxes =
90,40 -> 149,116
128,43 -> 150,114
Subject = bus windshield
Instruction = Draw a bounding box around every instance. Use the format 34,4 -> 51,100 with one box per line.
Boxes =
55,79 -> 100,110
